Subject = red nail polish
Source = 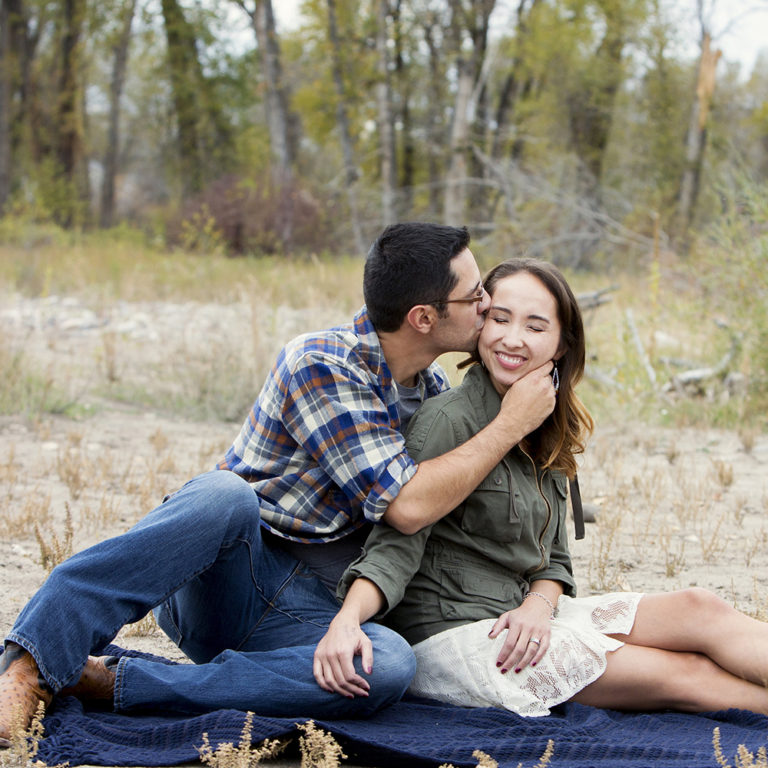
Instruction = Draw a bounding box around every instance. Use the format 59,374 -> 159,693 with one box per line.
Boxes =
500,668 -> 508,674
496,662 -> 502,668
514,668 -> 521,674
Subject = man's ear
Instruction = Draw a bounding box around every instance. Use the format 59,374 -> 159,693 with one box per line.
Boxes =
405,304 -> 437,335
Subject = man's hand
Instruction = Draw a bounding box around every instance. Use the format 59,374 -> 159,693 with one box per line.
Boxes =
313,613 -> 373,698
383,361 -> 558,535
497,360 -> 556,438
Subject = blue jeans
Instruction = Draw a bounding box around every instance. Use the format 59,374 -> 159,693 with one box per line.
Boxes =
6,471 -> 415,717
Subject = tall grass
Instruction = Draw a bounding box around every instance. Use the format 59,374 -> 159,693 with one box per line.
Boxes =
0,196 -> 766,431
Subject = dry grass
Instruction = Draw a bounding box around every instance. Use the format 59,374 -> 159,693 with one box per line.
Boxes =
573,423 -> 768,611
197,712 -> 288,768
34,502 -> 74,573
713,727 -> 768,768
0,702 -> 68,768
296,721 -> 347,768
439,741 -> 555,768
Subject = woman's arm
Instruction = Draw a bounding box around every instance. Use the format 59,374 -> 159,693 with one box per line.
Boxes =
313,578 -> 386,699
384,362 -> 555,534
488,579 -> 565,673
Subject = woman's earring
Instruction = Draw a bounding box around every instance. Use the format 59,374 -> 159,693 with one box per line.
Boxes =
552,362 -> 560,393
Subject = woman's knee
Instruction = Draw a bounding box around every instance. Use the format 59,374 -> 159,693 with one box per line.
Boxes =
674,587 -> 731,619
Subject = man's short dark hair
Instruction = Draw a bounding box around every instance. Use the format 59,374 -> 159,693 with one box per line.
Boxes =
364,222 -> 471,332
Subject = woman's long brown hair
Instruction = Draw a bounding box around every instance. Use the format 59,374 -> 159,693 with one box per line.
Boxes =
460,258 -> 594,478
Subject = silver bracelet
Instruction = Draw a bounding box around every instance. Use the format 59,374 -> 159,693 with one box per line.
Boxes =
524,590 -> 556,619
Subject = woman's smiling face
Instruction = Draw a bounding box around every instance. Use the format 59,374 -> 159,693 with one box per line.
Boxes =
478,271 -> 563,396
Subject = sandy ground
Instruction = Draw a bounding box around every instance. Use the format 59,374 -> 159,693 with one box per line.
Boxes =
1,292 -> 767,766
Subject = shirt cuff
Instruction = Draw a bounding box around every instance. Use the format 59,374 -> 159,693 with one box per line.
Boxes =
362,452 -> 417,523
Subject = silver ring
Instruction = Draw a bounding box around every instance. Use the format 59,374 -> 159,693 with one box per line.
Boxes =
529,638 -> 541,645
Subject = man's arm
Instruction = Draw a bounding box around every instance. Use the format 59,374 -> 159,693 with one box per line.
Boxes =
384,361 -> 556,534
313,578 -> 385,698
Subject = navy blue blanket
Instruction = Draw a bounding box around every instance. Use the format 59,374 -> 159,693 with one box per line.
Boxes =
29,648 -> 768,767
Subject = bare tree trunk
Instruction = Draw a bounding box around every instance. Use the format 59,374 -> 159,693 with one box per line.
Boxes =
57,0 -> 86,225
491,0 -> 540,161
444,56 -> 473,224
326,0 -> 365,253
565,0 -> 627,206
677,31 -> 720,233
240,0 -> 296,177
99,0 -> 137,228
392,0 -> 413,214
443,0 -> 495,224
422,16 -> 446,218
376,0 -> 396,225
0,0 -> 12,212
161,0 -> 204,196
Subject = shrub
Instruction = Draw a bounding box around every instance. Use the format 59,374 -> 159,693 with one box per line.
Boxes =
167,174 -> 334,256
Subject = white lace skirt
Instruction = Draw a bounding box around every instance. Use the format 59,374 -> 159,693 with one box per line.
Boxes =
409,591 -> 644,717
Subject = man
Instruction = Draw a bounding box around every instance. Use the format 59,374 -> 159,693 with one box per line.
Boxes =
0,223 -> 555,744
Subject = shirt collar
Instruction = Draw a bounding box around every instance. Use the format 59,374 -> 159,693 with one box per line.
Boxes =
353,306 -> 447,398
462,362 -> 503,424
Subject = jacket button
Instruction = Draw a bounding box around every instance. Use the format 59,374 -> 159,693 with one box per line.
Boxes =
494,477 -> 502,485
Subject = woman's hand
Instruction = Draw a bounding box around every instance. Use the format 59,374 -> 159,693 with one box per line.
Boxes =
312,577 -> 385,698
488,598 -> 552,674
313,613 -> 373,698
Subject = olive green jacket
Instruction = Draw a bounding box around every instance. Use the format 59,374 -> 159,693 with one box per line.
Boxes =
338,363 -> 577,645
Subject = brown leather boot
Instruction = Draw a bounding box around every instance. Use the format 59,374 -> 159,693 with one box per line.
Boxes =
0,643 -> 53,748
60,656 -> 117,702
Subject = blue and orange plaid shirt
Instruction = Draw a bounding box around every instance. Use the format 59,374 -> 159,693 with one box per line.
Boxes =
218,307 -> 449,542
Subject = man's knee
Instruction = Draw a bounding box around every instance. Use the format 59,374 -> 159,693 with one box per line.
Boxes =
169,470 -> 260,527
363,625 -> 416,710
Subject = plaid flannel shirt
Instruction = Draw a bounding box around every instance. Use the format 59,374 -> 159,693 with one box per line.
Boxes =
218,306 -> 449,542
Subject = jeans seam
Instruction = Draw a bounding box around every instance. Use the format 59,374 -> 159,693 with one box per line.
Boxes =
113,657 -> 128,711
234,557 -> 329,652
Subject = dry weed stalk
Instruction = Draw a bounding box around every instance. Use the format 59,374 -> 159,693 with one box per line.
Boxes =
713,726 -> 768,768
695,506 -> 728,563
588,506 -> 624,591
737,427 -> 757,454
124,611 -> 160,638
744,528 -> 767,568
3,490 -> 52,538
0,445 -> 18,490
297,720 -> 347,768
438,739 -> 554,768
99,330 -> 119,383
197,711 -> 287,768
659,526 -> 686,577
713,459 -> 735,488
77,492 -> 122,531
156,453 -> 178,475
748,579 -> 768,622
0,701 -> 68,768
55,446 -> 89,501
34,502 -> 74,573
149,429 -> 170,453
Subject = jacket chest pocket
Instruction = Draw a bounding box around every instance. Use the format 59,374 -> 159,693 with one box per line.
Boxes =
458,470 -> 522,543
438,566 -> 520,622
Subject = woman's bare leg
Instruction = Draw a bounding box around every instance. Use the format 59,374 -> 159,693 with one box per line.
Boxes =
613,589 -> 768,688
572,643 -> 768,714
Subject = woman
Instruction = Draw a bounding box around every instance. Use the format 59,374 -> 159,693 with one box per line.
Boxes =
316,258 -> 768,717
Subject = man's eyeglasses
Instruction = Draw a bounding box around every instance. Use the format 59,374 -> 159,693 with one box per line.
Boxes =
428,288 -> 486,306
